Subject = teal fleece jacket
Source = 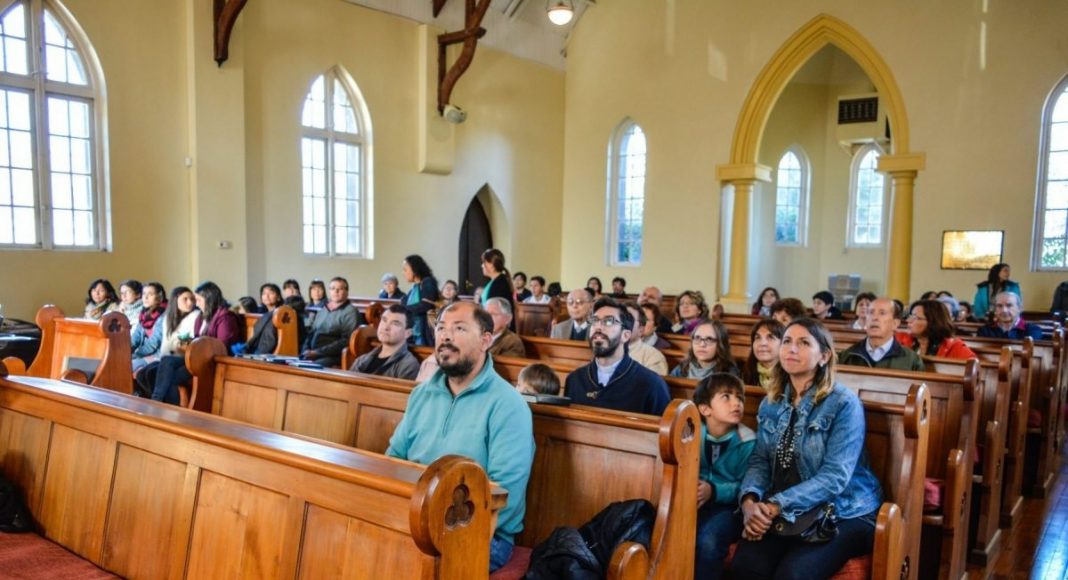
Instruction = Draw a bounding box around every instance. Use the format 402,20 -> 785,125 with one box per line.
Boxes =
701,422 -> 757,504
386,354 -> 535,544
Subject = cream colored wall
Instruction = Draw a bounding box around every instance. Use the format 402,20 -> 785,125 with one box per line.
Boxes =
1,0 -> 191,320
1,0 -> 564,320
561,0 -> 1068,309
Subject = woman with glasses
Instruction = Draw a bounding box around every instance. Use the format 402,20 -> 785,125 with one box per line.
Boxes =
669,319 -> 739,379
673,290 -> 710,335
899,299 -> 976,359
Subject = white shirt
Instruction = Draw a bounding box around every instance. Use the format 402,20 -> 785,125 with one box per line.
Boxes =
523,294 -> 551,304
865,338 -> 893,362
595,357 -> 623,386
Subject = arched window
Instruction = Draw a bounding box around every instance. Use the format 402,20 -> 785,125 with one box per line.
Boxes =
774,147 -> 809,245
846,144 -> 886,247
606,120 -> 646,265
1034,75 -> 1068,269
300,67 -> 372,257
0,0 -> 107,249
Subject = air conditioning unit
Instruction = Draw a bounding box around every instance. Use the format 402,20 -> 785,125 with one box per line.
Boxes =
836,93 -> 889,148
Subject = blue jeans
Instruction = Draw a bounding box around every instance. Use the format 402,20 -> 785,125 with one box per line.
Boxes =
729,513 -> 876,580
489,536 -> 512,572
695,503 -> 742,580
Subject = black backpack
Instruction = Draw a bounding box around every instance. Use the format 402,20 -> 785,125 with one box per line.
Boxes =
525,499 -> 655,579
0,474 -> 33,533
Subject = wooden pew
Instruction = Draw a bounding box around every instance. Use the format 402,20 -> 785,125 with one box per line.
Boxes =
242,305 -> 300,355
925,350 -> 1012,567
0,372 -> 505,579
1,307 -> 133,395
202,353 -> 700,578
666,364 -> 973,580
514,302 -> 558,337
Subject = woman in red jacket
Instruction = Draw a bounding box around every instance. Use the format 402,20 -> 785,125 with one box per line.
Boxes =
900,299 -> 976,359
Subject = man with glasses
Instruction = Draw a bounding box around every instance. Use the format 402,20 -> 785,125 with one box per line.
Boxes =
978,291 -> 1043,339
302,276 -> 363,368
563,297 -> 671,415
551,288 -> 594,340
839,297 -> 924,371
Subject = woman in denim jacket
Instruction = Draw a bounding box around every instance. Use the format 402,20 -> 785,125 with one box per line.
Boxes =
732,318 -> 883,579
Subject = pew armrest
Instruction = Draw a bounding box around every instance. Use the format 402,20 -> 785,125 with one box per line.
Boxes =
607,541 -> 650,580
942,448 -> 968,531
645,399 -> 701,579
871,502 -> 906,580
1,356 -> 26,375
59,368 -> 90,384
184,337 -> 227,412
981,420 -> 1003,490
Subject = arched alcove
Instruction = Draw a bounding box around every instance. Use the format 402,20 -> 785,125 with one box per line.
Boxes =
458,184 -> 509,293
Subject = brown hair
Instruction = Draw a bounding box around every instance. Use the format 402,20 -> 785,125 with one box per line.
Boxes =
767,318 -> 837,405
518,363 -> 561,396
741,318 -> 785,385
693,372 -> 745,407
675,290 -> 710,321
909,299 -> 956,354
678,319 -> 734,376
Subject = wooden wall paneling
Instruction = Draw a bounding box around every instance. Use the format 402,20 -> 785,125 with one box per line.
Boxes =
299,504 -> 426,578
0,406 -> 51,513
283,391 -> 352,445
353,403 -> 403,454
38,424 -> 115,560
216,380 -> 280,428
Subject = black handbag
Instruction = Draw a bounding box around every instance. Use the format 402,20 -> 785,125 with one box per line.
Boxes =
769,503 -> 837,543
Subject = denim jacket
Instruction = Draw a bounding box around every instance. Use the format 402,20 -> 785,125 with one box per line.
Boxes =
739,381 -> 882,522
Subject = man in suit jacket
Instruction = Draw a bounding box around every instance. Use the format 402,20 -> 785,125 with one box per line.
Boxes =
486,297 -> 527,358
551,288 -> 594,341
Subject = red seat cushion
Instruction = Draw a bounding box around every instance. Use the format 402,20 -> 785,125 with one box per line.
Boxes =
489,545 -> 532,580
923,477 -> 944,513
726,541 -> 871,579
0,532 -> 118,579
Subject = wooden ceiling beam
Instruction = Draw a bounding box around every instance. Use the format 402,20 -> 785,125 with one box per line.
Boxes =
214,0 -> 249,66
436,0 -> 492,113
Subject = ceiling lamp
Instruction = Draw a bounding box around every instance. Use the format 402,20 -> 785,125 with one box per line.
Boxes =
547,0 -> 574,26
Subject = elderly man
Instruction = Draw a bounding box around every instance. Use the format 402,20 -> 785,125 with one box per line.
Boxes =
485,297 -> 527,358
564,297 -> 671,415
551,288 -> 594,340
840,297 -> 924,371
349,304 -> 420,379
386,302 -> 534,572
625,302 -> 668,375
978,292 -> 1043,340
302,276 -> 362,367
638,286 -> 673,334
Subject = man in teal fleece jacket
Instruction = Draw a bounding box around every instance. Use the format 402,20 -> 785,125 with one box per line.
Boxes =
386,301 -> 535,572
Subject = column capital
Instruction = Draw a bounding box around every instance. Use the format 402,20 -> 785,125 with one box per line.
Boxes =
716,163 -> 773,184
876,152 -> 926,175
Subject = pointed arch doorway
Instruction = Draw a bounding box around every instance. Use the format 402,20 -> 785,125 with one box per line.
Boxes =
459,197 -> 492,295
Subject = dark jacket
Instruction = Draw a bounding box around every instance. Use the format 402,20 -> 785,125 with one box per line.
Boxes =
1052,281 -> 1068,314
195,307 -> 242,349
378,289 -> 406,301
303,302 -> 362,357
246,310 -> 278,355
977,319 -> 1044,340
839,338 -> 925,371
350,344 -> 421,380
405,277 -> 439,346
284,295 -> 309,347
564,353 -> 671,416
483,275 -> 517,331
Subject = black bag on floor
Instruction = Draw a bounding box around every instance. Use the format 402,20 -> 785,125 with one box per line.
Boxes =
0,474 -> 33,533
525,499 -> 655,579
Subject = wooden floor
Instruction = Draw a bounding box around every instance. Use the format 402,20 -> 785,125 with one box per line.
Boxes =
978,445 -> 1068,580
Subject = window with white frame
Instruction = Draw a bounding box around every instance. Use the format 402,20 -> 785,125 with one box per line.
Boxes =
847,144 -> 886,247
0,0 -> 106,249
1034,76 -> 1068,269
300,67 -> 372,257
774,147 -> 809,245
606,120 -> 646,265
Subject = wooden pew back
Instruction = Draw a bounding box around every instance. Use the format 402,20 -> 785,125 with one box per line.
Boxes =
243,305 -> 300,356
46,311 -> 133,394
514,302 -> 558,337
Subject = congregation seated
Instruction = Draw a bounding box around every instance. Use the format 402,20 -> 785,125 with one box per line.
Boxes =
133,285 -> 197,374
740,318 -> 784,388
839,297 -> 925,371
307,278 -> 327,309
401,254 -> 440,346
624,302 -> 668,375
609,276 -> 628,299
385,301 -> 534,572
639,302 -> 672,350
83,278 -> 120,320
522,275 -> 551,304
427,279 -> 460,331
563,297 -> 670,415
850,292 -> 876,330
956,299 -> 978,323
349,304 -> 420,380
670,319 -> 740,379
245,283 -> 284,355
751,286 -> 780,317
378,272 -> 406,300
117,279 -> 144,327
587,276 -> 603,299
485,297 -> 526,359
673,289 -> 710,335
769,297 -> 806,326
550,287 -> 593,340
811,290 -> 844,320
973,262 -> 1021,320
977,291 -> 1043,340
512,271 -> 532,302
734,318 -> 883,578
234,296 -> 259,314
302,276 -> 362,367
130,281 -> 166,366
516,362 -> 561,395
639,285 -> 674,334
281,278 -> 310,343
898,298 -> 977,359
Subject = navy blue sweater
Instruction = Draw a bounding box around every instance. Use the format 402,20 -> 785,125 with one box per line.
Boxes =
564,353 -> 671,416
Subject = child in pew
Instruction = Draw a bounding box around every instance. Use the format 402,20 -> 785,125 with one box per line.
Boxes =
692,373 -> 755,580
516,363 -> 561,396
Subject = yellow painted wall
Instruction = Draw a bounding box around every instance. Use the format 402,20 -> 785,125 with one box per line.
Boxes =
561,0 -> 1068,309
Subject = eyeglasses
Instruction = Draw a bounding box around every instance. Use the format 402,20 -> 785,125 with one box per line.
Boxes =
692,335 -> 718,346
678,300 -> 697,307
566,299 -> 589,306
587,316 -> 622,328
907,314 -> 926,321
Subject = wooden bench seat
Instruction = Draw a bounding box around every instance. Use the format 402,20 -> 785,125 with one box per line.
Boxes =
0,371 -> 505,579
242,304 -> 299,355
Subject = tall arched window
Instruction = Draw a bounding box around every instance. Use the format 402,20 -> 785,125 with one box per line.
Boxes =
0,0 -> 107,249
774,147 -> 809,245
846,144 -> 886,247
1034,75 -> 1068,269
606,120 -> 646,265
300,67 -> 372,257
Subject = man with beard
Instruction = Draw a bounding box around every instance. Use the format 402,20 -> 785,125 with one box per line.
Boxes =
385,301 -> 534,572
563,297 -> 671,415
